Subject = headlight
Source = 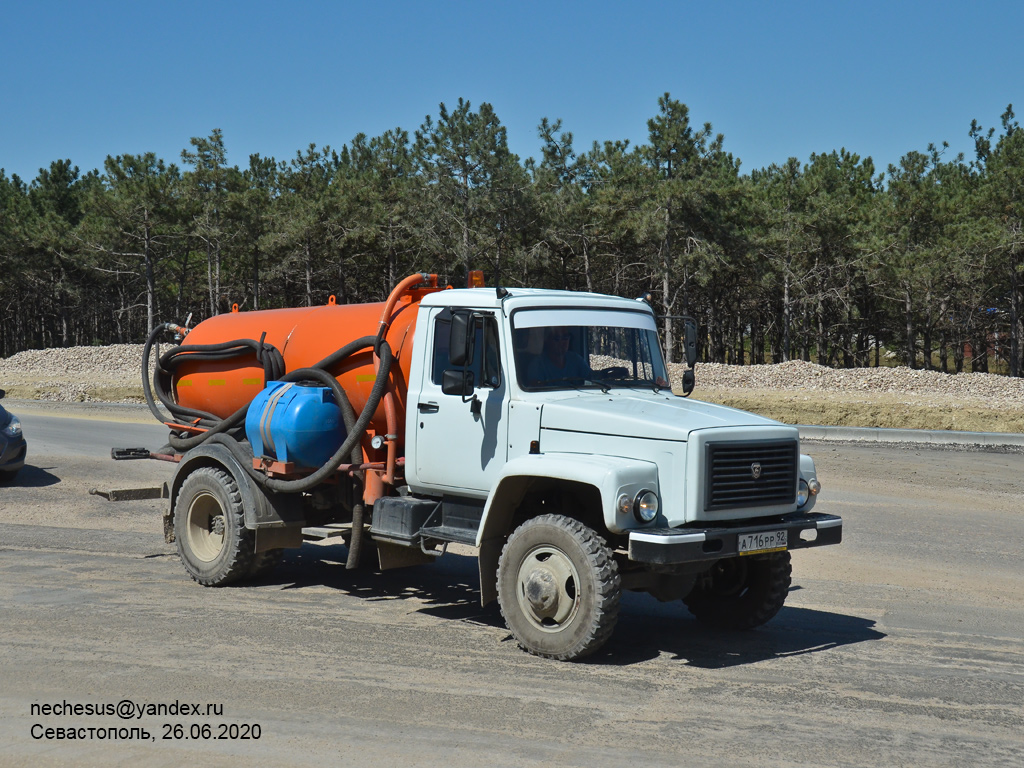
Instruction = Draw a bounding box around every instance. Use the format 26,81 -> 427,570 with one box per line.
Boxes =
2,416 -> 21,439
797,477 -> 821,508
633,490 -> 659,523
797,479 -> 809,507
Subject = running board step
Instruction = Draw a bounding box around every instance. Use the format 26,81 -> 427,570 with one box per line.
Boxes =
302,523 -> 351,540
419,525 -> 476,545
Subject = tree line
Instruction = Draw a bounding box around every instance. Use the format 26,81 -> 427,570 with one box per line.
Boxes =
1,94 -> 1022,375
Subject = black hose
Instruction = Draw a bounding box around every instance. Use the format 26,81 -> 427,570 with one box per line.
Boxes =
166,401 -> 250,453
142,324 -> 286,429
144,324 -> 391,496
160,340 -> 285,427
346,502 -> 366,570
142,323 -> 174,426
207,344 -> 392,493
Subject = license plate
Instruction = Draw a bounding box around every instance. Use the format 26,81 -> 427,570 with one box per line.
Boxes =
738,529 -> 787,555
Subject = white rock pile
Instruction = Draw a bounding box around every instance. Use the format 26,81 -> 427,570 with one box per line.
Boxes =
0,344 -> 155,402
666,359 -> 1024,406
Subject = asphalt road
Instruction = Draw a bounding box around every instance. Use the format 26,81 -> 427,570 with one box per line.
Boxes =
0,408 -> 1022,767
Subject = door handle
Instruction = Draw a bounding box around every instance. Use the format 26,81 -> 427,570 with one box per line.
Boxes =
418,402 -> 439,413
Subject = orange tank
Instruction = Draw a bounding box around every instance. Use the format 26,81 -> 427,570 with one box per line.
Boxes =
173,279 -> 441,444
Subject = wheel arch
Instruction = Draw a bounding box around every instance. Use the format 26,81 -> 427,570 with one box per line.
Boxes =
165,444 -> 305,546
475,453 -> 658,605
166,445 -> 254,542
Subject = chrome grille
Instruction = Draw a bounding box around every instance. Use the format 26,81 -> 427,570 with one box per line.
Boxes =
705,440 -> 798,511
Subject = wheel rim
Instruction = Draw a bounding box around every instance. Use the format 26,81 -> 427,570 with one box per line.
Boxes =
515,545 -> 581,633
185,490 -> 226,563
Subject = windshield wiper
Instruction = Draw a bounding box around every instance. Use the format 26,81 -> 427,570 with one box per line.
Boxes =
531,376 -> 588,391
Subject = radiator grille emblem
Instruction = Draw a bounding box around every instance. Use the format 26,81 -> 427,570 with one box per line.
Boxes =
705,440 -> 797,511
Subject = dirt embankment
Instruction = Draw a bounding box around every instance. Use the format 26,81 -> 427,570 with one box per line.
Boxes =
668,360 -> 1024,434
2,345 -> 1023,433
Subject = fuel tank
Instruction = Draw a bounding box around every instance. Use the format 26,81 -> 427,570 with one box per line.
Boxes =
172,293 -> 430,437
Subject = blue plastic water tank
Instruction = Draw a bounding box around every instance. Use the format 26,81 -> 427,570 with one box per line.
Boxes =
245,381 -> 346,469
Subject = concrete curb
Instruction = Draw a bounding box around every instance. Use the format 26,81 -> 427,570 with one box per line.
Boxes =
797,424 -> 1024,448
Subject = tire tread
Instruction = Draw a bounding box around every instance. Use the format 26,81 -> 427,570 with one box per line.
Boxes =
497,514 -> 621,661
683,551 -> 792,630
175,466 -> 255,587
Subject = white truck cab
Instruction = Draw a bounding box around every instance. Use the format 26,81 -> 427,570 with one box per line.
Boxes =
379,287 -> 841,659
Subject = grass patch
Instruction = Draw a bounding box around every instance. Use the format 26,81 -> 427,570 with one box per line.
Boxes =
0,383 -> 146,403
89,384 -> 147,402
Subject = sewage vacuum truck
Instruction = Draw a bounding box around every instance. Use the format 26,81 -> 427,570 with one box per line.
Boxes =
138,272 -> 841,660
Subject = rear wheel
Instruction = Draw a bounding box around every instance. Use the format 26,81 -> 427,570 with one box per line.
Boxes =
683,552 -> 791,630
174,467 -> 255,586
497,515 -> 620,661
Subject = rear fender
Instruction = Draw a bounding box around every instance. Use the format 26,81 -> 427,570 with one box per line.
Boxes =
165,444 -> 305,549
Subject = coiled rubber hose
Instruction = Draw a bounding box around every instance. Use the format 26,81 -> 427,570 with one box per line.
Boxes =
142,324 -> 392,494
143,325 -> 286,429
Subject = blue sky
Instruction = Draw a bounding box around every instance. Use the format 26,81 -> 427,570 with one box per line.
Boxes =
2,0 -> 1021,183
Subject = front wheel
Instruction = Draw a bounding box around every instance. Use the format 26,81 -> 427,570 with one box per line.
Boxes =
497,515 -> 621,661
174,467 -> 255,586
683,552 -> 792,630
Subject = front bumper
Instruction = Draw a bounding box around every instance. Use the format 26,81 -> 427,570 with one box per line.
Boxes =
628,512 -> 842,565
0,435 -> 26,474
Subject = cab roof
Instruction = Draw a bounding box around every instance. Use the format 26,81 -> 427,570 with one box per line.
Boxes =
420,287 -> 654,316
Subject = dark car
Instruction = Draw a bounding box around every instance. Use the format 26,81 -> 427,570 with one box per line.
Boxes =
0,389 -> 26,481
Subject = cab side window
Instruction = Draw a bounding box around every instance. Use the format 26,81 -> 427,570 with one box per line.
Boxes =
431,314 -> 501,389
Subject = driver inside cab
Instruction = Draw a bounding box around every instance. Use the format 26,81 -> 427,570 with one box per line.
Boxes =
527,326 -> 590,385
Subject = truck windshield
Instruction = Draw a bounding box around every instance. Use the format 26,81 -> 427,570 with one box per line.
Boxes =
511,308 -> 670,391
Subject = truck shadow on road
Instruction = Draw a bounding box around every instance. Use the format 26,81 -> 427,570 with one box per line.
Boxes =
601,596 -> 887,668
269,544 -> 506,626
264,545 -> 886,667
1,464 -> 60,488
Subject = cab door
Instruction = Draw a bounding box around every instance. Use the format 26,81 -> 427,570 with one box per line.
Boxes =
413,307 -> 508,494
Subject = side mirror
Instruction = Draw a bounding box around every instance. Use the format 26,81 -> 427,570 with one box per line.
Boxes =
448,311 -> 473,367
442,369 -> 475,397
682,317 -> 698,369
681,370 -> 695,397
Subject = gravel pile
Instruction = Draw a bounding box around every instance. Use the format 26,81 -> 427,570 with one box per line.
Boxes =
0,344 -> 148,381
668,359 -> 1024,406
0,344 -> 155,402
3,344 -> 1024,406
